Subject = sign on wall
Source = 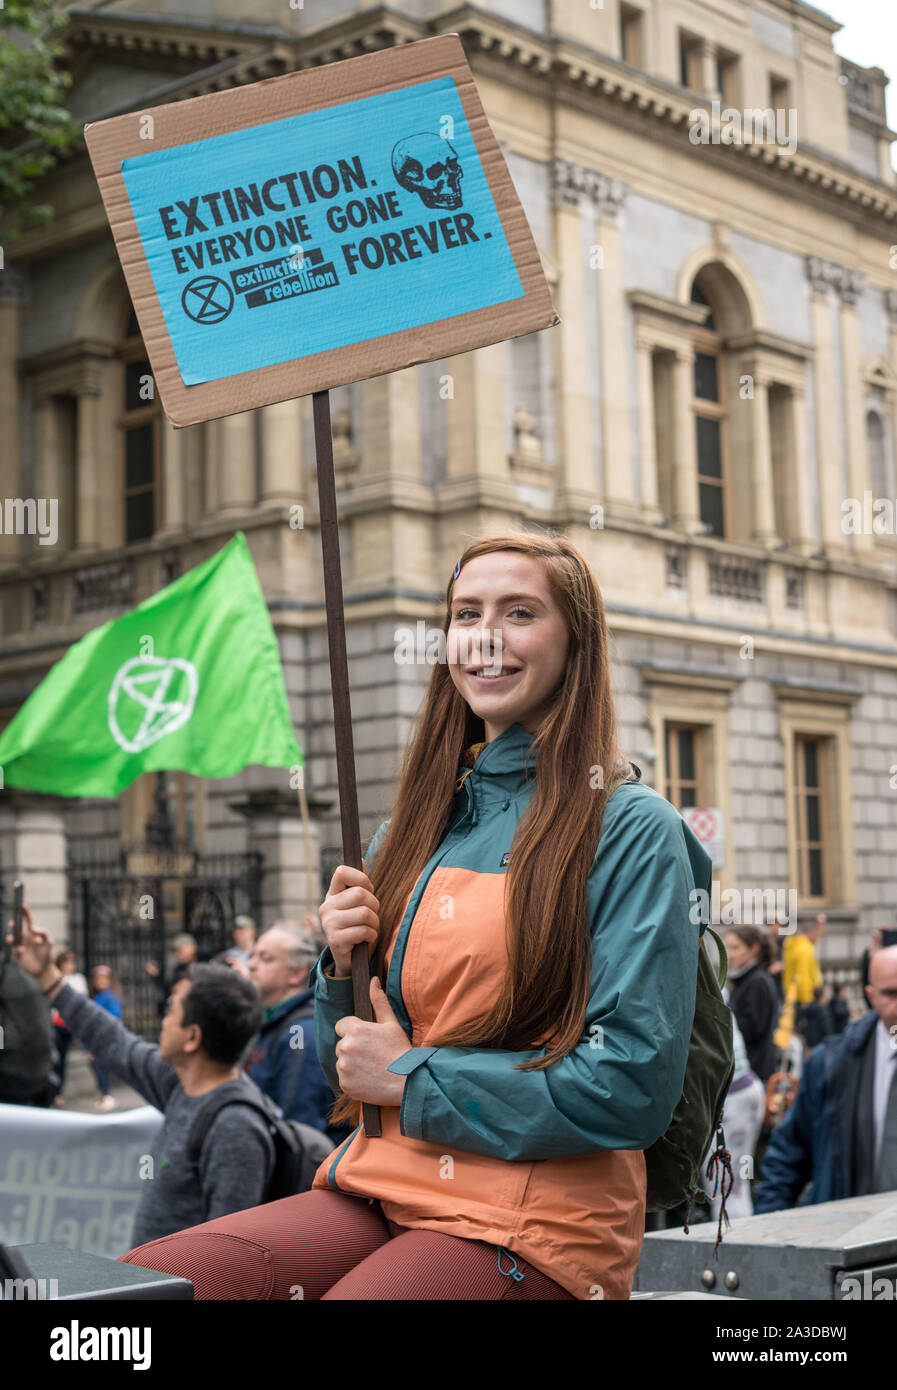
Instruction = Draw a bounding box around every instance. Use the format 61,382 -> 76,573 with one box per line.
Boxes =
85,34 -> 558,427
682,806 -> 726,869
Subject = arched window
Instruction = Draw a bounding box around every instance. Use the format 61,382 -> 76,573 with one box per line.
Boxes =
690,279 -> 728,538
866,409 -> 888,499
119,305 -> 161,543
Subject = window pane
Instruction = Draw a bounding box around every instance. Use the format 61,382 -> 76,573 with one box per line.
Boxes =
126,426 -> 154,489
696,416 -> 722,478
694,352 -> 719,401
690,281 -> 716,330
808,848 -> 823,899
699,481 -> 725,537
126,489 -> 155,543
677,729 -> 695,783
803,739 -> 819,788
125,360 -> 152,412
679,39 -> 689,87
124,307 -> 140,339
806,793 -> 821,843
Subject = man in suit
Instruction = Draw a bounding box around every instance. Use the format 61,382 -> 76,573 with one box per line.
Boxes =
754,944 -> 897,1211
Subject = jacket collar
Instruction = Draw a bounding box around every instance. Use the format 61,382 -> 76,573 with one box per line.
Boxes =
261,987 -> 313,1028
840,1009 -> 879,1055
458,721 -> 537,777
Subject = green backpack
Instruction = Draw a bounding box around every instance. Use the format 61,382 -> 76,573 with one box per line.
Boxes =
644,925 -> 735,1218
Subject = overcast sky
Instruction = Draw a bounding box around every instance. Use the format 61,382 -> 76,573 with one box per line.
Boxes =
827,0 -> 897,167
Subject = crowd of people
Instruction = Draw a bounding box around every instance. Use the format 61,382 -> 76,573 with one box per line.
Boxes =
3,895 -> 894,1252
0,906 -> 354,1246
689,914 -> 897,1223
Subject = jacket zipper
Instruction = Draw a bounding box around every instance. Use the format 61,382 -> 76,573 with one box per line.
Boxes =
329,776 -> 478,1189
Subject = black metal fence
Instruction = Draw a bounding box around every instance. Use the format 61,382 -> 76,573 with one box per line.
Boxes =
67,846 -> 263,1038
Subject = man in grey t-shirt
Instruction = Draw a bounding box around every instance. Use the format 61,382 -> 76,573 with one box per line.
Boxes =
8,906 -> 274,1247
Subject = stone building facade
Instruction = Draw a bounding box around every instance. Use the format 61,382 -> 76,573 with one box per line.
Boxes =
1,0 -> 896,991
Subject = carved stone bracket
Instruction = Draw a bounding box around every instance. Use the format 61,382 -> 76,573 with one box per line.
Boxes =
805,255 -> 864,307
551,157 -> 627,222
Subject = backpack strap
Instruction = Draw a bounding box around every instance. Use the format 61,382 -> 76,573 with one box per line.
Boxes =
186,1081 -> 276,1168
703,926 -> 729,990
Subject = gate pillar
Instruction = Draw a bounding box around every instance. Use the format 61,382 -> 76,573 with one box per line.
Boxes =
0,793 -> 68,944
230,790 -> 323,930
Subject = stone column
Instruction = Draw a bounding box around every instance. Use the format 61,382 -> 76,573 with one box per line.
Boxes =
672,347 -> 702,532
887,291 -> 897,495
216,410 -> 256,512
700,39 -> 719,97
635,336 -> 663,522
33,394 -> 63,543
75,385 -> 102,551
156,419 -> 185,535
748,372 -> 780,547
0,796 -> 68,946
838,274 -> 874,557
359,368 -> 421,483
549,157 -> 598,515
235,796 -> 323,928
788,384 -> 816,556
594,178 -> 639,519
442,345 -> 507,489
805,258 -> 847,554
260,399 -> 303,505
0,269 -> 25,564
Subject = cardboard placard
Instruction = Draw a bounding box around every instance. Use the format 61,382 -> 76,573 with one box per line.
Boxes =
85,34 -> 558,427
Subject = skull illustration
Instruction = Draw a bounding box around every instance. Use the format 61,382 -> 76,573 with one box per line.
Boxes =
391,133 -> 463,210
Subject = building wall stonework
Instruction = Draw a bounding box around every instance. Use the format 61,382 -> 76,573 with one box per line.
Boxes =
0,0 -> 895,980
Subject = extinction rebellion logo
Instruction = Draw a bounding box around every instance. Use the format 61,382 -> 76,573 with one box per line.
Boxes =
108,656 -> 198,753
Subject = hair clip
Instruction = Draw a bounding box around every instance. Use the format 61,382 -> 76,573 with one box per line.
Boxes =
453,556 -> 461,579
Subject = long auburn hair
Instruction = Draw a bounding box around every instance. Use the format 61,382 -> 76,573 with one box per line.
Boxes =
329,532 -> 632,1128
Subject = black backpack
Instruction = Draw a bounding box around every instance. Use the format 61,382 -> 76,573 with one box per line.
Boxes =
186,1079 -> 334,1202
0,943 -> 56,1104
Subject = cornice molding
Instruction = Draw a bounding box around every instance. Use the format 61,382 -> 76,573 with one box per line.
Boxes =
638,664 -> 744,693
726,327 -> 813,363
628,290 -> 709,332
28,3 -> 897,245
64,7 -> 290,63
770,678 -> 865,706
433,5 -> 897,230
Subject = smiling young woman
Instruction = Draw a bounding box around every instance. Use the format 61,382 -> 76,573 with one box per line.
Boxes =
118,532 -> 712,1300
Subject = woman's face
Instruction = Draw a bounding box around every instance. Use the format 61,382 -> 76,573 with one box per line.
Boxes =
447,551 -> 570,742
725,935 -> 756,971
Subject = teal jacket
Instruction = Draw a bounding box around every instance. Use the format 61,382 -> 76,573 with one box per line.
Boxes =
311,720 -> 711,1163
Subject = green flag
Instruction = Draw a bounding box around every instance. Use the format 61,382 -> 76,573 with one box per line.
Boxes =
0,531 -> 303,796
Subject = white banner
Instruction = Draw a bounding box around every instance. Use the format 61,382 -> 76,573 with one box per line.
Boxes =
0,1103 -> 163,1258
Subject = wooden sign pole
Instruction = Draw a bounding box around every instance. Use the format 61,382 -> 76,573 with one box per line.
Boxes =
312,389 -> 381,1138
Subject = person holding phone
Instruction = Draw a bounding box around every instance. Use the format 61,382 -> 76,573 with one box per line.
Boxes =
0,881 -> 57,1107
117,534 -> 711,1301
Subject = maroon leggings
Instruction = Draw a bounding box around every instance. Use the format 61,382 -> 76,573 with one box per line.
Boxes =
119,1189 -> 575,1300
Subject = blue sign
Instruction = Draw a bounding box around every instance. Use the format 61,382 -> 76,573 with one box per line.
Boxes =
121,76 -> 524,386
